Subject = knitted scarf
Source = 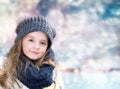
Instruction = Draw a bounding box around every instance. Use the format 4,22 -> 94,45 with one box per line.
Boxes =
17,54 -> 54,89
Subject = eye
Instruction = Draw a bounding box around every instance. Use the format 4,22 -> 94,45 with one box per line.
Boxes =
40,41 -> 47,46
28,39 -> 34,42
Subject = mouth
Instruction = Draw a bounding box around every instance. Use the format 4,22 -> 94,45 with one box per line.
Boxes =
31,51 -> 39,54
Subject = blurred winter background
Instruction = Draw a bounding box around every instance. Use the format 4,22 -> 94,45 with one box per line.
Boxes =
0,0 -> 120,89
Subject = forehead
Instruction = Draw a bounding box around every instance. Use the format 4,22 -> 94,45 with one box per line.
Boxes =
24,31 -> 48,40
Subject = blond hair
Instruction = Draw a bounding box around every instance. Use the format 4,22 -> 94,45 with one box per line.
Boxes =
0,39 -> 55,89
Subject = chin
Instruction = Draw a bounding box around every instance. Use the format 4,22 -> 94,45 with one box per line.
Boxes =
28,57 -> 40,60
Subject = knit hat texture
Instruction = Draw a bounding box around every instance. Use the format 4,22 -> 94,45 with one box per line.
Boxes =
15,16 -> 56,47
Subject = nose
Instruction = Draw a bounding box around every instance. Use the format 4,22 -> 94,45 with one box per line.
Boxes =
34,42 -> 40,50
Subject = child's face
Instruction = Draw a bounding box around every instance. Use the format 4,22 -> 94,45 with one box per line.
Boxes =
22,31 -> 48,60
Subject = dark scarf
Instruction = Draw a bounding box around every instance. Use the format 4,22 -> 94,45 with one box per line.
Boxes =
17,54 -> 54,89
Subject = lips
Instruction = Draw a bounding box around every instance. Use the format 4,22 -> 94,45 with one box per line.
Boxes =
31,51 -> 39,54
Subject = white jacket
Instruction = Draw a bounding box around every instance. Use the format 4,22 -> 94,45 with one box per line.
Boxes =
53,67 -> 64,89
0,79 -> 28,89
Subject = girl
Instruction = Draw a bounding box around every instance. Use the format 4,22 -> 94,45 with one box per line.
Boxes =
0,16 -> 64,89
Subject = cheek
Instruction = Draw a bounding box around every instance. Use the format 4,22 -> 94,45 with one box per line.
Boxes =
22,46 -> 28,52
22,41 -> 30,53
22,45 -> 28,54
39,47 -> 48,56
41,47 -> 48,53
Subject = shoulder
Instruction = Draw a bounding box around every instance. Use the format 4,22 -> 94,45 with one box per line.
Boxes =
0,79 -> 28,89
13,79 -> 29,89
8,79 -> 29,89
53,67 -> 64,89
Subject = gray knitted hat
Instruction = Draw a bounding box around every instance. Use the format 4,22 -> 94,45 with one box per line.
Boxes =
15,16 -> 56,48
